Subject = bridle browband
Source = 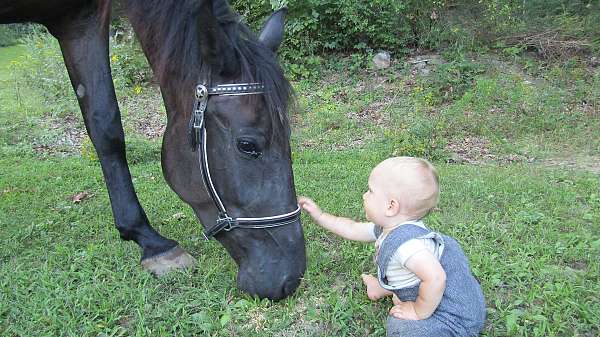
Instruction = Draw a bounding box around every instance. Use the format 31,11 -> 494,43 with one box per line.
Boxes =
189,82 -> 301,239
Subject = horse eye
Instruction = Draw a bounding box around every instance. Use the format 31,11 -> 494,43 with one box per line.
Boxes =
237,140 -> 262,158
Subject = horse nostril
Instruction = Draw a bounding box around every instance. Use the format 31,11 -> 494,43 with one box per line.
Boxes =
282,276 -> 300,296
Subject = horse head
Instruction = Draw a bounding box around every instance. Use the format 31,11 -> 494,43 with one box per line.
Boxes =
131,1 -> 306,300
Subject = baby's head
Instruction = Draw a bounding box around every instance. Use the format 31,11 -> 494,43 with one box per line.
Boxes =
363,157 -> 439,224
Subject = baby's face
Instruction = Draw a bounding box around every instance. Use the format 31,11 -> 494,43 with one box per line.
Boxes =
362,166 -> 397,224
363,163 -> 426,222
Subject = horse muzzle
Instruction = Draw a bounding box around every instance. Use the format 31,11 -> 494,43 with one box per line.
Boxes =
232,218 -> 306,300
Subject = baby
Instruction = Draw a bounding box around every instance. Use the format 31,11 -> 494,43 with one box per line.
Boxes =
299,157 -> 485,336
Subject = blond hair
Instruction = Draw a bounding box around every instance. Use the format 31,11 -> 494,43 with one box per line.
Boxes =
377,157 -> 440,219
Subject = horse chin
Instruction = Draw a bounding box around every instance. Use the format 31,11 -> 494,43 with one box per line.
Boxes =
236,266 -> 303,301
224,220 -> 306,300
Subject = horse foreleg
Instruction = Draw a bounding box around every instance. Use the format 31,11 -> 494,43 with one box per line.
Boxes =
46,6 -> 195,275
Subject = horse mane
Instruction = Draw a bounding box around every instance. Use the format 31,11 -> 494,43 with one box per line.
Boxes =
126,0 -> 293,137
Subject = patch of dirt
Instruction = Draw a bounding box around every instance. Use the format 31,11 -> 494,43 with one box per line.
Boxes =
445,136 -> 531,164
567,260 -> 588,271
347,101 -> 391,126
32,88 -> 168,156
475,54 -> 548,87
448,139 -> 600,172
578,101 -> 599,118
332,137 -> 368,150
121,89 -> 167,140
118,315 -> 134,330
361,72 -> 403,95
540,156 -> 600,174
33,114 -> 86,156
278,297 -> 329,337
242,307 -> 267,333
406,53 -> 447,77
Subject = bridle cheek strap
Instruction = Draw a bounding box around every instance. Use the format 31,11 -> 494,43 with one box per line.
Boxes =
189,83 -> 301,240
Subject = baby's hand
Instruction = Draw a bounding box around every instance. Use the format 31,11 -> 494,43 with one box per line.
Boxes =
362,274 -> 393,301
298,196 -> 323,220
389,300 -> 421,320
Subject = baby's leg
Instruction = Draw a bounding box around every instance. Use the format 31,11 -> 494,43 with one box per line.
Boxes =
361,274 -> 394,301
386,316 -> 454,337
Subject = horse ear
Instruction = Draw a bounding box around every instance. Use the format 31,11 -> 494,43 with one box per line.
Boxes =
258,7 -> 287,52
196,0 -> 239,75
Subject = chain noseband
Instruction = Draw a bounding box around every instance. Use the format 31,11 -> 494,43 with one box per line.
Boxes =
189,83 -> 301,239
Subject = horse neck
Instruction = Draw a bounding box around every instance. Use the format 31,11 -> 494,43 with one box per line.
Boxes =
124,0 -> 204,119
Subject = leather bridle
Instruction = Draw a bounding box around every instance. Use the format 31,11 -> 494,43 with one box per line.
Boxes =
189,83 -> 301,239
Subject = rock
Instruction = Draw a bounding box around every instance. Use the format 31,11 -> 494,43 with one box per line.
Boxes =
446,153 -> 466,164
373,51 -> 391,69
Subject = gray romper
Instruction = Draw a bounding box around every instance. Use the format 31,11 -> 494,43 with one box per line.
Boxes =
375,224 -> 486,337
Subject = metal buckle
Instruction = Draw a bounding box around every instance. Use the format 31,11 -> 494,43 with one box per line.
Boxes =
216,215 -> 236,231
196,84 -> 208,99
190,85 -> 209,150
203,215 -> 236,240
193,85 -> 208,129
192,111 -> 204,132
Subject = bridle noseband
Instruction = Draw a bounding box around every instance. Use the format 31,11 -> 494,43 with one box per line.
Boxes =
189,83 -> 301,239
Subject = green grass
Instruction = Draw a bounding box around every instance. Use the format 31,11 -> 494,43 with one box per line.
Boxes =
1,41 -> 600,336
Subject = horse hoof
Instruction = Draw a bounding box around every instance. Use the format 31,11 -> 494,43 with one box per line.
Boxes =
141,246 -> 196,276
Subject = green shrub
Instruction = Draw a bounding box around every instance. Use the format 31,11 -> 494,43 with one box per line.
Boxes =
231,0 -> 447,61
109,19 -> 153,90
462,0 -> 600,57
384,118 -> 448,162
80,137 -> 99,162
13,25 -> 152,113
15,32 -> 77,116
412,59 -> 484,106
0,24 -> 37,47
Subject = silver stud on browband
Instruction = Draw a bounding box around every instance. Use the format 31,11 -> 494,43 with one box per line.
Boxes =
207,83 -> 265,96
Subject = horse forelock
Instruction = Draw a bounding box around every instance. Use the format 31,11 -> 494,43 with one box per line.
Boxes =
127,0 -> 293,142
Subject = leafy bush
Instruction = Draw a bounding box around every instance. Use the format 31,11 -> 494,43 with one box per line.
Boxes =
231,0 -> 447,61
12,25 -> 152,115
109,19 -> 153,90
386,126 -> 447,161
14,32 -> 77,116
0,24 -> 37,47
412,59 -> 484,105
458,0 -> 600,58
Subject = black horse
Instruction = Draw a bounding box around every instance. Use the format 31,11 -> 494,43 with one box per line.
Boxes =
0,0 -> 306,300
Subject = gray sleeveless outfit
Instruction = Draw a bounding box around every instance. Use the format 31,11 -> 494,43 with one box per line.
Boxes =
375,224 -> 486,337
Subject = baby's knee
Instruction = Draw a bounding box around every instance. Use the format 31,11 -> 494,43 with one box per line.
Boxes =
385,316 -> 414,337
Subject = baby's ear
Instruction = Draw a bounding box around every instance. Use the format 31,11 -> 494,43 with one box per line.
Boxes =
386,198 -> 401,217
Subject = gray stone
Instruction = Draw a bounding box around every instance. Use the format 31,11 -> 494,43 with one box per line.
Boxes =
373,51 -> 391,69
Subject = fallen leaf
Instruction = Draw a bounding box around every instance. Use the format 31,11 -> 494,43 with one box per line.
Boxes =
172,212 -> 186,220
71,191 -> 94,203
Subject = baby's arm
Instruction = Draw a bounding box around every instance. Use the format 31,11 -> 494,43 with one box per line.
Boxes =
298,197 -> 375,242
389,250 -> 446,320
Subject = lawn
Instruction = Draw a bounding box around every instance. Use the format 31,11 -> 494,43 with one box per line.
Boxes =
1,41 -> 599,337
